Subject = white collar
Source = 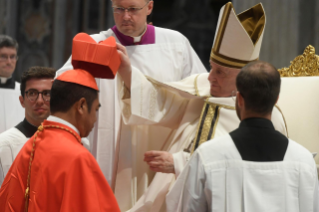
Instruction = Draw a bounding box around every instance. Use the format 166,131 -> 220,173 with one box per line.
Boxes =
132,26 -> 147,43
0,76 -> 11,84
47,115 -> 80,135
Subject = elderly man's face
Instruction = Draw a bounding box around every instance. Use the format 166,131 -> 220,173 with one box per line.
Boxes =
112,0 -> 153,37
0,47 -> 17,78
208,61 -> 240,97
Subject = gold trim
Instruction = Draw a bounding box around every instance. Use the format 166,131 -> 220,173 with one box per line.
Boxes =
274,105 -> 289,138
210,106 -> 221,139
213,2 -> 233,53
278,45 -> 319,77
191,100 -> 236,154
211,52 -> 258,69
194,74 -> 200,96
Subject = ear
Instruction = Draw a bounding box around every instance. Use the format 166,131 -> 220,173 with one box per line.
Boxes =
77,97 -> 88,115
19,95 -> 25,108
147,1 -> 154,15
275,95 -> 279,104
237,92 -> 245,108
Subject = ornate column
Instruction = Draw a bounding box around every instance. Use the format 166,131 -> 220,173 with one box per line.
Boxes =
0,0 -> 6,34
6,0 -> 18,38
52,0 -> 67,69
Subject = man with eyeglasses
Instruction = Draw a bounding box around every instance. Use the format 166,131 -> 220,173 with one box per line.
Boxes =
0,35 -> 25,134
56,0 -> 206,208
115,2 -> 288,212
0,66 -> 55,185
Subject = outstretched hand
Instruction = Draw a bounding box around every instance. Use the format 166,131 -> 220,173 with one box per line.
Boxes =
144,151 -> 175,173
117,43 -> 132,88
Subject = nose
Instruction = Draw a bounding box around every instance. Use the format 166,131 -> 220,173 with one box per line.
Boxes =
208,69 -> 214,82
123,10 -> 131,20
36,93 -> 45,104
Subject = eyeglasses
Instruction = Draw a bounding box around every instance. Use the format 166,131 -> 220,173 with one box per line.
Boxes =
0,54 -> 18,62
112,2 -> 149,15
231,90 -> 237,102
25,89 -> 51,102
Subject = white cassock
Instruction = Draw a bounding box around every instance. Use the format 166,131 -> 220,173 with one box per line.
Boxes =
116,69 -> 287,211
0,82 -> 24,133
166,135 -> 319,212
56,26 -> 207,192
0,127 -> 27,185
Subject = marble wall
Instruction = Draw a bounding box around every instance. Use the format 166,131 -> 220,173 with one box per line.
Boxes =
0,0 -> 6,34
3,0 -> 319,76
233,0 -> 319,69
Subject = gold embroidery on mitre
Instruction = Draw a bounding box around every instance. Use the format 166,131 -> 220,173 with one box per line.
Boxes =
211,3 -> 265,68
278,45 -> 319,77
191,100 -> 235,154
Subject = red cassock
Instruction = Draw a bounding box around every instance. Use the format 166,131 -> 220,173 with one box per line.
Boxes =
0,120 -> 120,212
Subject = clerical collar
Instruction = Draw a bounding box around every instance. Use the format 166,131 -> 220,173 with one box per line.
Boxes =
15,118 -> 39,138
47,115 -> 80,135
239,118 -> 274,130
0,76 -> 15,89
111,24 -> 155,46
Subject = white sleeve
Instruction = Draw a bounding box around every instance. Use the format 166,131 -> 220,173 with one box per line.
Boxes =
166,151 -> 208,212
313,165 -> 319,212
173,151 -> 190,178
0,145 -> 13,186
117,67 -> 191,128
182,39 -> 207,78
0,156 -> 4,186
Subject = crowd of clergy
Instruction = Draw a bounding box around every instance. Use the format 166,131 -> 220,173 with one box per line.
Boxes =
0,0 -> 318,211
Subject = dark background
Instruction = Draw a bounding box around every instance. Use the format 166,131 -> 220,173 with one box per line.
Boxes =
0,0 -> 229,82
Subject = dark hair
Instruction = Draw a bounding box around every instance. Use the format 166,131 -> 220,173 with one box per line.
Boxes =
0,35 -> 19,51
20,66 -> 56,96
50,80 -> 98,114
236,61 -> 281,115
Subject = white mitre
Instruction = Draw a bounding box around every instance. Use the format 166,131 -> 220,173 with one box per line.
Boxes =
211,2 -> 266,68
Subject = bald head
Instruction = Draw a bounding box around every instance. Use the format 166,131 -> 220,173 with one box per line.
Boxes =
236,61 -> 281,115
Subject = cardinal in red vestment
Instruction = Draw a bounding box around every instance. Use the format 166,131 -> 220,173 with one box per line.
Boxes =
0,34 -> 122,212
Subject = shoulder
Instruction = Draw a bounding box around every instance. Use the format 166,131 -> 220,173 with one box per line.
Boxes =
155,27 -> 185,38
0,127 -> 26,147
69,148 -> 101,172
285,139 -> 315,166
89,28 -> 115,42
154,27 -> 189,43
197,134 -> 237,163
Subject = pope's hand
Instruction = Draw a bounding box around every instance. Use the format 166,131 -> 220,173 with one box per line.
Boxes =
144,151 -> 175,173
116,43 -> 132,88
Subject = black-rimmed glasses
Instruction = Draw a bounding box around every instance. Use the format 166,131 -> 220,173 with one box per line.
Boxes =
25,89 -> 51,102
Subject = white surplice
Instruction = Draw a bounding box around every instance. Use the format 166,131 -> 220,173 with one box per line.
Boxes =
166,135 -> 319,212
116,69 -> 287,212
0,127 -> 27,186
56,26 -> 207,192
0,82 -> 24,133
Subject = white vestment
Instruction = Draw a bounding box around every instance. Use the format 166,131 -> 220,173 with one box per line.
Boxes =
0,127 -> 27,185
116,69 -> 287,211
166,135 -> 319,212
0,82 -> 24,133
56,26 -> 206,190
